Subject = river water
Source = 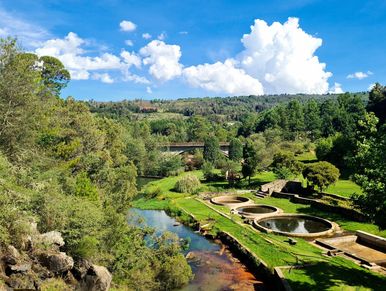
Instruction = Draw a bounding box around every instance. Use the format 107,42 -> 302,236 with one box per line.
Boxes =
130,208 -> 266,291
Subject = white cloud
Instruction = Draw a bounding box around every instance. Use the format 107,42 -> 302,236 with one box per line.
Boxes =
237,17 -> 331,94
158,32 -> 167,40
146,86 -> 153,94
329,82 -> 344,94
92,73 -> 114,84
368,83 -> 375,91
347,71 -> 373,80
183,59 -> 264,95
35,32 -> 144,83
142,33 -> 152,39
125,40 -> 134,46
179,31 -> 188,35
120,20 -> 136,32
0,9 -> 50,47
120,50 -> 141,68
140,40 -> 183,81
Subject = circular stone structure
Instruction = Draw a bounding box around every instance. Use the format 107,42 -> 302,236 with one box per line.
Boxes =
211,195 -> 252,208
235,204 -> 282,218
253,214 -> 336,238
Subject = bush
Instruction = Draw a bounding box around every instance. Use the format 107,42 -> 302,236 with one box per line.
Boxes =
174,175 -> 201,194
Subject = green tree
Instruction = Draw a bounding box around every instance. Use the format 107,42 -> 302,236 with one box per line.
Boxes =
367,82 -> 386,124
241,140 -> 259,185
203,136 -> 219,163
302,161 -> 340,192
271,151 -> 303,179
228,138 -> 243,162
351,113 -> 386,228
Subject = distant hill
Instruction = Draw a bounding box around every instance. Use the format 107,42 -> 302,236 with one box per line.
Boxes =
88,92 -> 368,120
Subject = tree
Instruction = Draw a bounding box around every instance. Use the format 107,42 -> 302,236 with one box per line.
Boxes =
203,136 -> 219,163
241,140 -> 259,185
302,161 -> 340,192
367,82 -> 386,124
229,138 -> 243,162
351,113 -> 386,228
271,151 -> 303,179
174,174 -> 201,194
39,55 -> 71,95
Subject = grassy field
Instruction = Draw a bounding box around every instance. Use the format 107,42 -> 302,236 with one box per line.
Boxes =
325,179 -> 363,198
132,171 -> 386,290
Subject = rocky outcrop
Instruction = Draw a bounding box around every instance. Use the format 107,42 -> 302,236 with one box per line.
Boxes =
0,230 -> 113,291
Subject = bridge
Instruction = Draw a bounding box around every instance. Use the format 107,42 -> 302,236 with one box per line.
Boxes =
161,142 -> 230,156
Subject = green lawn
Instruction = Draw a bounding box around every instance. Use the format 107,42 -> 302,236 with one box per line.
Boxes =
325,179 -> 363,198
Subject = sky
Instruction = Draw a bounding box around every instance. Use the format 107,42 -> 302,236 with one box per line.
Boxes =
0,0 -> 385,101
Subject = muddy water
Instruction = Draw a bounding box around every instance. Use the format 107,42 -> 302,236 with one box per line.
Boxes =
130,209 -> 266,291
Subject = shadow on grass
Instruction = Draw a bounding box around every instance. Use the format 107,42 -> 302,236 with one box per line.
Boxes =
285,260 -> 386,291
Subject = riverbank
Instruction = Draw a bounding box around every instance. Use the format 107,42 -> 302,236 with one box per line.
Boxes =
132,171 -> 386,290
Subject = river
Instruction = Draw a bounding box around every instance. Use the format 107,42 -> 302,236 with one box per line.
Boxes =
130,208 -> 267,291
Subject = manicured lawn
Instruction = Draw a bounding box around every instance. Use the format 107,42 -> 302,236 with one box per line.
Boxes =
325,179 -> 363,198
296,151 -> 317,162
283,257 -> 386,290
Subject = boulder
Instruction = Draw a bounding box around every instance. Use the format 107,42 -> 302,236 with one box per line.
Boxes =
39,231 -> 65,248
38,252 -> 74,274
72,258 -> 91,280
2,246 -> 20,266
80,265 -> 112,291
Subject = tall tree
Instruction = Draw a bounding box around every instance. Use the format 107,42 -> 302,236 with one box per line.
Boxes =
241,139 -> 259,185
367,83 -> 386,124
203,136 -> 219,163
228,138 -> 243,162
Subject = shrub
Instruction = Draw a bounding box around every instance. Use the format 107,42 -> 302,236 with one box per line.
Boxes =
174,175 -> 201,194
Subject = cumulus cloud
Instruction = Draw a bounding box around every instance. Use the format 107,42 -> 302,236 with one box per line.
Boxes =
347,71 -> 373,80
142,33 -> 152,39
35,32 -> 146,84
140,40 -> 183,81
237,18 -> 331,94
146,86 -> 153,94
92,73 -> 114,84
35,32 -> 123,80
329,82 -> 344,94
120,20 -> 136,32
183,59 -> 263,95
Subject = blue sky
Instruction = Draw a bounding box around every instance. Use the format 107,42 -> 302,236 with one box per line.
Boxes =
0,0 -> 385,101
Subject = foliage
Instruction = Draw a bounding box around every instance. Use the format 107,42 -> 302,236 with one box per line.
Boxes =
228,137 -> 243,162
174,174 -> 201,194
367,82 -> 386,124
302,161 -> 340,192
271,151 -> 303,179
351,113 -> 386,228
203,135 -> 220,163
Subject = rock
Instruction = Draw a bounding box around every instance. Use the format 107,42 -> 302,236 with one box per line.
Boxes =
80,265 -> 112,291
185,252 -> 196,260
72,258 -> 91,280
6,263 -> 31,274
39,231 -> 65,248
7,246 -> 20,260
38,252 -> 74,274
7,273 -> 36,290
2,245 -> 20,265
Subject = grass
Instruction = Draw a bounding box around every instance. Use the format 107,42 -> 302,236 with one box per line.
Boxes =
134,171 -> 386,290
325,179 -> 363,198
296,151 -> 318,163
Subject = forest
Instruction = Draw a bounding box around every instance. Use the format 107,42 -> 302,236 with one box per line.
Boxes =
1,36 -> 386,290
